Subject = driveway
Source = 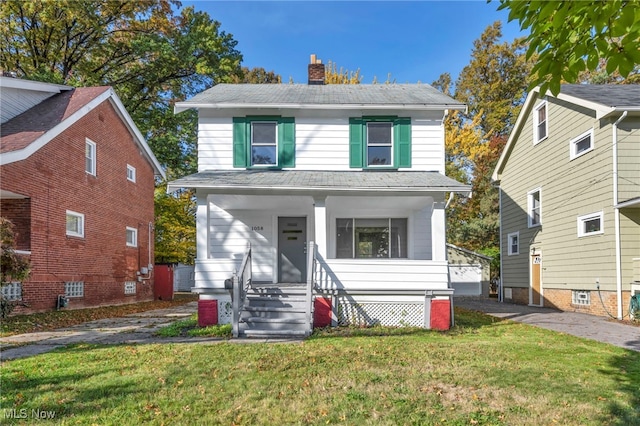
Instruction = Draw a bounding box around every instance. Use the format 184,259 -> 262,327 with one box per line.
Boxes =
455,297 -> 640,352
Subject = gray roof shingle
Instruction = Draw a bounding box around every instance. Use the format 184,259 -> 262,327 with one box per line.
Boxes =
168,170 -> 471,195
561,84 -> 640,108
177,84 -> 465,109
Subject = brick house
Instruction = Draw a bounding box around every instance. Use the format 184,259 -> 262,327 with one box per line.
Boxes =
0,77 -> 165,313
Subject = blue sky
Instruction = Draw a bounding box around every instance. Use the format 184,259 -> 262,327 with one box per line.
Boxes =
181,1 -> 528,86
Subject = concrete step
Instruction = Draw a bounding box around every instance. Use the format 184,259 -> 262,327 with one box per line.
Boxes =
242,328 -> 308,338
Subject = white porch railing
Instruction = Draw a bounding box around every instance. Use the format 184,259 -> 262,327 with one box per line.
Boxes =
231,242 -> 252,338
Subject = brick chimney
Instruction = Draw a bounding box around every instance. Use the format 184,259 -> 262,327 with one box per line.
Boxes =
308,54 -> 325,85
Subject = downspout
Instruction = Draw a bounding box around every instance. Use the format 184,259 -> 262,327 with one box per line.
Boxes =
613,110 -> 628,320
497,185 -> 503,302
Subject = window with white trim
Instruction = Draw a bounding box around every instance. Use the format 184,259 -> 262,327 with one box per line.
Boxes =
507,232 -> 519,256
86,139 -> 96,175
336,218 -> 407,259
366,122 -> 393,166
251,121 -> 278,166
65,281 -> 84,297
570,129 -> 594,160
126,164 -> 136,182
577,211 -> 603,237
528,188 -> 541,228
533,101 -> 548,144
66,210 -> 85,238
124,281 -> 137,295
1,282 -> 22,301
126,227 -> 138,247
572,290 -> 591,306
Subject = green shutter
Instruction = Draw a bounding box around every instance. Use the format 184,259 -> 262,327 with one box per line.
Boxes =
232,117 -> 248,168
394,117 -> 411,168
278,117 -> 295,168
349,118 -> 364,168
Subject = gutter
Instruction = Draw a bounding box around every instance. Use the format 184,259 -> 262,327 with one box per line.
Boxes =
612,110 -> 628,319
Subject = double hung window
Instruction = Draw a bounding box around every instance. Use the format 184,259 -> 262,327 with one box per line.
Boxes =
528,189 -> 541,227
533,101 -> 547,143
251,122 -> 278,166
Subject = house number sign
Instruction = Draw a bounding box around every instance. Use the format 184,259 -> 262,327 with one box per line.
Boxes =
251,226 -> 264,231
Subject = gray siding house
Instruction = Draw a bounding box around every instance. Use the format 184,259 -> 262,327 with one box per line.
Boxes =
493,84 -> 640,319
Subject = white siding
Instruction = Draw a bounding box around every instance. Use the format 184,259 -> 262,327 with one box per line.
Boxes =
197,117 -> 233,171
412,118 -> 445,172
195,115 -> 446,172
315,259 -> 450,291
294,118 -> 350,170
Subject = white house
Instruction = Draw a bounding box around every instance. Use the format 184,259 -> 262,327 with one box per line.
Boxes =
168,57 -> 470,337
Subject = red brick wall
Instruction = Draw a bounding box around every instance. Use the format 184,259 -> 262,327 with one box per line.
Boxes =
1,198 -> 31,250
503,286 -> 634,318
544,288 -> 633,318
1,99 -> 158,313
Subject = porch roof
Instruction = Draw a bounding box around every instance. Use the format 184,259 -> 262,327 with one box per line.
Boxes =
167,170 -> 471,196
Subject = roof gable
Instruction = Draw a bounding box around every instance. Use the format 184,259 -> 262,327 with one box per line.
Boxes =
492,84 -> 640,182
0,85 -> 165,178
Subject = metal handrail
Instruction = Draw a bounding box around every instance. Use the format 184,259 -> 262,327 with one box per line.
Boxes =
232,242 -> 252,338
305,241 -> 317,336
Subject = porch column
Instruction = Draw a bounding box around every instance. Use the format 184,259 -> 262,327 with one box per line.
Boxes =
431,201 -> 446,261
313,196 -> 327,259
196,191 -> 208,260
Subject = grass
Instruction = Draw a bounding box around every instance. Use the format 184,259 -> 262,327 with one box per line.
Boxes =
155,314 -> 232,338
1,308 -> 639,425
0,293 -> 197,337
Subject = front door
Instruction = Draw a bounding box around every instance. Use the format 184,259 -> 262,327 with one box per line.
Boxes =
530,253 -> 542,306
278,217 -> 307,283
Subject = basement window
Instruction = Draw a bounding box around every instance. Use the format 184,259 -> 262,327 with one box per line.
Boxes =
572,290 -> 590,306
65,281 -> 84,298
1,282 -> 22,301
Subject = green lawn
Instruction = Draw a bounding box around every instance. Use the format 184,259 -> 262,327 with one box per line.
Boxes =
1,309 -> 638,425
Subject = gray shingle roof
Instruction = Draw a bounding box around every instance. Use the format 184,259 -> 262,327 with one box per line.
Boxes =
177,84 -> 465,110
168,170 -> 470,195
561,84 -> 640,108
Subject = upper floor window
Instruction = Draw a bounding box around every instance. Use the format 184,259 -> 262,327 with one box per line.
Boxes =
528,188 -> 541,228
533,101 -> 547,144
366,122 -> 393,166
251,122 -> 278,166
66,210 -> 85,238
86,139 -> 96,175
577,211 -> 603,237
126,226 -> 138,247
233,116 -> 295,169
570,129 -> 594,160
349,117 -> 411,169
507,231 -> 519,256
126,164 -> 136,182
336,218 -> 408,259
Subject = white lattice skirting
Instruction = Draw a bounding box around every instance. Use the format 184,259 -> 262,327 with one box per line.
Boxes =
336,297 -> 424,327
217,297 -> 233,324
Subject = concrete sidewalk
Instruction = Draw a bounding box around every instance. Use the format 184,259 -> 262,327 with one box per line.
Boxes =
455,297 -> 640,352
0,301 -> 298,361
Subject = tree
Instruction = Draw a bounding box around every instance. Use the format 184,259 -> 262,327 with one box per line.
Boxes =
0,0 -> 243,176
454,21 -> 532,137
496,0 -> 640,95
230,67 -> 281,84
154,185 -> 196,264
325,60 -> 362,84
0,218 -> 30,318
436,22 -> 533,268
